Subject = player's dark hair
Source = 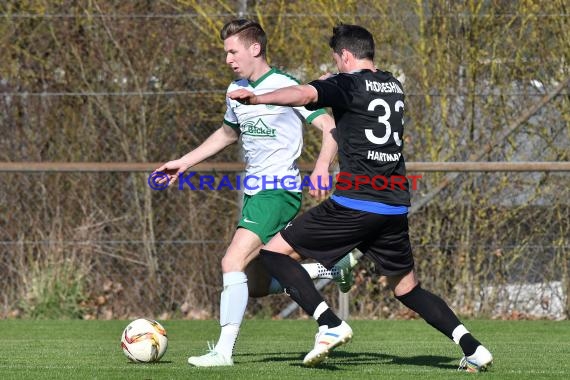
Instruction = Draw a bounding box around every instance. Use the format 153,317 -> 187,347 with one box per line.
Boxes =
329,24 -> 375,61
220,19 -> 267,57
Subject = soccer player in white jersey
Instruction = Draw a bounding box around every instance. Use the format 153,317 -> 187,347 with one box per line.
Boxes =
153,19 -> 356,367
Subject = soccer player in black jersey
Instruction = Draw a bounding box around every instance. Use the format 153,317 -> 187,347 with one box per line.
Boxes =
229,24 -> 493,372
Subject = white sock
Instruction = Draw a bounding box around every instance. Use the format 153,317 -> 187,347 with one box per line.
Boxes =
452,324 -> 469,344
302,262 -> 334,279
267,264 -> 338,295
215,271 -> 248,358
215,324 -> 240,359
313,301 -> 328,321
302,252 -> 357,280
268,257 -> 354,295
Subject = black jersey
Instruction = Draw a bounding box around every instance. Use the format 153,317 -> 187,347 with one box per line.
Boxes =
307,69 -> 410,206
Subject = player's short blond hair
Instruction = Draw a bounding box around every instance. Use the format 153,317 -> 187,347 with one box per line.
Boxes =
220,19 -> 267,57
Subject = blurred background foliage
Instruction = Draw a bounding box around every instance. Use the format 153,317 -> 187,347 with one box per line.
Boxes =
0,0 -> 568,320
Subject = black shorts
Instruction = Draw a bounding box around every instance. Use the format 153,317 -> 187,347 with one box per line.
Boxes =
280,198 -> 414,276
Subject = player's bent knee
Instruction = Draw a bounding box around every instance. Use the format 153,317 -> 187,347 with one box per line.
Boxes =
220,254 -> 245,273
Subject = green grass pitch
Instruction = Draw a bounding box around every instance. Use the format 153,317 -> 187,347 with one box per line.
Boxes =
1,319 -> 569,379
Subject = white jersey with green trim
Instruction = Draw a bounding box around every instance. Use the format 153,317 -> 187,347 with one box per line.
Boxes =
223,68 -> 326,195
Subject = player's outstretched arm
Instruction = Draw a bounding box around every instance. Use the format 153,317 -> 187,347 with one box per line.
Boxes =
153,124 -> 238,187
228,84 -> 318,107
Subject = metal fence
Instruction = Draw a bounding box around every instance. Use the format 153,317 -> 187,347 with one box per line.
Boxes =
1,161 -> 568,320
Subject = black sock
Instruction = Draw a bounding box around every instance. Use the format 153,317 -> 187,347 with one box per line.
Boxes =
459,334 -> 481,356
316,309 -> 342,328
396,283 -> 462,339
259,249 -> 326,316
